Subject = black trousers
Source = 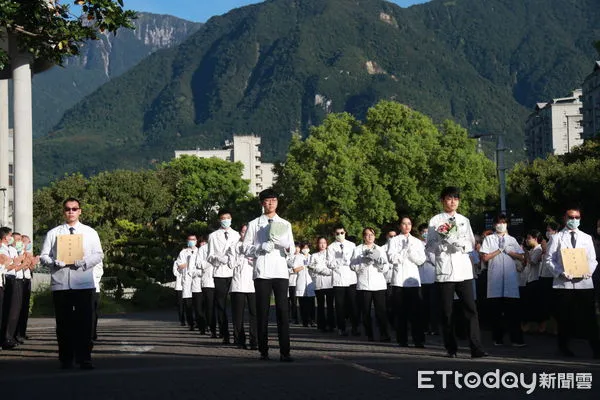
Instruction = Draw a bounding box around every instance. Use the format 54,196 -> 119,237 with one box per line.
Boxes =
315,288 -> 335,331
53,289 -> 95,365
288,286 -> 298,323
176,290 -> 185,325
437,280 -> 483,354
333,285 -> 359,332
214,277 -> 232,338
91,291 -> 100,340
488,297 -> 524,344
231,292 -> 257,346
475,270 -> 490,329
421,283 -> 439,333
393,286 -> 424,345
192,292 -> 205,332
0,287 -> 4,335
255,278 -> 290,356
17,278 -> 32,339
538,277 -> 554,322
298,296 -> 315,326
183,297 -> 195,328
202,287 -> 216,334
554,289 -> 600,355
359,290 -> 390,340
1,276 -> 23,345
385,284 -> 394,327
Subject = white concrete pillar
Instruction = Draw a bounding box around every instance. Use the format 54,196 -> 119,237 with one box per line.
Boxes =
0,79 -> 9,227
12,53 -> 33,237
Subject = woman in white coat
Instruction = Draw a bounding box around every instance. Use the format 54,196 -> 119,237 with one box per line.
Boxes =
190,238 -> 206,334
351,227 -> 390,342
387,217 -> 427,347
294,243 -> 316,327
480,215 -> 525,346
287,244 -> 300,324
230,225 -> 257,349
309,237 -> 335,332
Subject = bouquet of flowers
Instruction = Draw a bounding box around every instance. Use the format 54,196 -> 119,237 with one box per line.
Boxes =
436,220 -> 458,240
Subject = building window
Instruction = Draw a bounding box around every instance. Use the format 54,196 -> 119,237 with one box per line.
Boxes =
8,163 -> 14,187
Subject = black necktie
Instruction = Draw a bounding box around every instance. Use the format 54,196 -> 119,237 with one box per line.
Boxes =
499,236 -> 504,249
340,244 -> 344,251
570,231 -> 576,248
268,219 -> 273,224
224,231 -> 229,240
69,227 -> 75,235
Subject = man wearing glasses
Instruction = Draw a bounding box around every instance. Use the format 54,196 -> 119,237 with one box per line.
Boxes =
243,189 -> 294,361
40,198 -> 104,370
546,207 -> 599,358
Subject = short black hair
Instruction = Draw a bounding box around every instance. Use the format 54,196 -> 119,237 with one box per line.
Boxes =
494,214 -> 509,224
218,209 -> 232,218
333,225 -> 345,233
547,222 -> 560,231
0,227 -> 11,241
417,223 -> 428,232
62,197 -> 81,207
440,186 -> 460,200
527,229 -> 543,243
259,188 -> 278,201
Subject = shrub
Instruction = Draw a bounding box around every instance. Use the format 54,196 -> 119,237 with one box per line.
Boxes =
130,282 -> 175,310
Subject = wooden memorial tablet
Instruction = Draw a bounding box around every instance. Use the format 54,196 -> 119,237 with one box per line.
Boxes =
57,234 -> 84,265
560,248 -> 589,278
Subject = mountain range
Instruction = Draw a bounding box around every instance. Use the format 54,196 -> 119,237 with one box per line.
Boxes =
32,0 -> 600,187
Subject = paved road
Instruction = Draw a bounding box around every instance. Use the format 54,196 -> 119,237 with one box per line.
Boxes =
1,311 -> 598,399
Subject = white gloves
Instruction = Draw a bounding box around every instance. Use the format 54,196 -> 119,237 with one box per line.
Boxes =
271,236 -> 290,250
217,255 -> 229,264
261,241 -> 274,253
74,259 -> 86,269
55,260 -> 66,268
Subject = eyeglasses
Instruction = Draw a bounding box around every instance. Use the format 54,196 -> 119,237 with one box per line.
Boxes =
335,231 -> 345,235
64,207 -> 80,212
566,216 -> 580,220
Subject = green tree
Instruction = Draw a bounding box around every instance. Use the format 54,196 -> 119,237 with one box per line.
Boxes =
0,0 -> 136,68
275,101 -> 497,240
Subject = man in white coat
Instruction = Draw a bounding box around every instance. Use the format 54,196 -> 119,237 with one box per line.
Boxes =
426,187 -> 486,358
231,225 -> 257,349
243,189 -> 294,362
174,235 -> 199,330
207,210 -> 240,344
40,197 -> 104,370
546,207 -> 599,358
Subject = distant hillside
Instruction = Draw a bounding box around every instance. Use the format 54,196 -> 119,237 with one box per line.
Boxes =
33,0 -> 600,187
31,12 -> 202,137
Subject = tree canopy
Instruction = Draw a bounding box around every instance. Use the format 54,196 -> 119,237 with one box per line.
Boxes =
0,0 -> 136,69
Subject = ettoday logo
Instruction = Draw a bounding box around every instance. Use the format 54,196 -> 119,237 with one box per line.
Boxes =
417,370 -> 593,394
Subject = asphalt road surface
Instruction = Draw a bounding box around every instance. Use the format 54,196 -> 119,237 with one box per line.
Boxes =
1,310 -> 598,399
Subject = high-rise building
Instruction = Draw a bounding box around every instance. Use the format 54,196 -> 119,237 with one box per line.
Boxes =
581,61 -> 600,139
174,135 -> 276,196
524,89 -> 583,161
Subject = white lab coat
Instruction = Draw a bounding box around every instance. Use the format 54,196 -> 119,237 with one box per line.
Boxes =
387,234 -> 427,288
190,244 -> 206,293
380,243 -> 393,284
426,212 -> 475,283
350,244 -> 388,291
207,228 -> 240,279
309,251 -> 333,290
526,245 -> 543,283
481,233 -> 523,298
287,253 -> 298,286
230,242 -> 255,293
419,242 -> 437,285
243,214 -> 294,280
327,240 -> 357,287
546,228 -> 597,290
294,254 -> 315,297
172,260 -> 183,291
176,247 -> 198,299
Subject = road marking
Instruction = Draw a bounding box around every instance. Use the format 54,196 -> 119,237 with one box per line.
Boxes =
119,342 -> 154,354
321,354 -> 401,380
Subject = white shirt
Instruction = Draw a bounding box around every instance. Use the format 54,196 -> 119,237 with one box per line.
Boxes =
309,251 -> 333,290
207,228 -> 240,279
230,241 -> 255,293
387,234 -> 427,288
481,233 -> 523,298
175,247 -> 197,299
426,212 -> 475,283
327,239 -> 357,287
243,214 -> 294,280
350,244 -> 388,291
93,264 -> 104,293
380,243 -> 393,284
5,246 -> 22,278
546,228 -> 597,289
294,254 -> 315,297
526,245 -> 543,283
0,243 -> 9,287
40,222 -> 104,291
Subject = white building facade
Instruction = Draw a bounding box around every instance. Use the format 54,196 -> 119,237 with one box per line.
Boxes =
175,135 -> 275,196
581,61 -> 600,139
525,89 -> 584,161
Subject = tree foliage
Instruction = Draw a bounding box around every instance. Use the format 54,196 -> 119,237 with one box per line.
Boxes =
275,101 -> 498,240
0,0 -> 136,69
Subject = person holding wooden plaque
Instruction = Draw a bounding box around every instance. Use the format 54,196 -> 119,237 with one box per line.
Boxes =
545,207 -> 599,359
40,197 -> 104,370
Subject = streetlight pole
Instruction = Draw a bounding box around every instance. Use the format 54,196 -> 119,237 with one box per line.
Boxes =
469,133 -> 507,215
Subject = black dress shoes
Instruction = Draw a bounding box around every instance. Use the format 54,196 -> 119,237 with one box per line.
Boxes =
446,351 -> 457,358
60,362 -> 74,370
80,361 -> 95,370
2,341 -> 18,350
471,349 -> 489,358
280,354 -> 294,362
259,353 -> 270,361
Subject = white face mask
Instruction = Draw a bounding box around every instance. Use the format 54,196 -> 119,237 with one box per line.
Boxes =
335,233 -> 345,242
495,223 -> 507,234
220,219 -> 232,229
301,248 -> 310,255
